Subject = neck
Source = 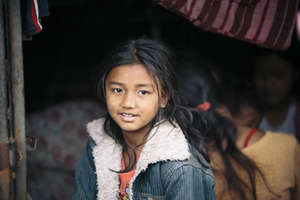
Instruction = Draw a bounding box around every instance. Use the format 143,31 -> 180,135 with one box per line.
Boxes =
235,125 -> 252,144
264,101 -> 290,127
235,125 -> 251,136
265,99 -> 290,112
122,126 -> 151,151
235,125 -> 264,148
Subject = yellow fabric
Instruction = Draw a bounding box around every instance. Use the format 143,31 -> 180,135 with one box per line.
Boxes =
211,132 -> 300,200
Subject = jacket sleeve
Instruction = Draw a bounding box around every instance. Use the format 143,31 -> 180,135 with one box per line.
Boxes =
162,163 -> 216,200
72,138 -> 97,200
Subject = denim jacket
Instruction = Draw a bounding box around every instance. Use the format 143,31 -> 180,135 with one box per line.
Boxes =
72,118 -> 216,200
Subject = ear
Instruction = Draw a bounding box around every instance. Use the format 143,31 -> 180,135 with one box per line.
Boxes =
215,105 -> 232,119
160,92 -> 169,108
294,70 -> 299,82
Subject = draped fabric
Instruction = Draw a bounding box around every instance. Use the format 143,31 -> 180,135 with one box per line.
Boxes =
155,0 -> 299,50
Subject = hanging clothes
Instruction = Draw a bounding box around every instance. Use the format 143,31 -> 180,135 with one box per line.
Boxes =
21,0 -> 50,36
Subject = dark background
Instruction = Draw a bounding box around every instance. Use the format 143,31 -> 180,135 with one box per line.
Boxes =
22,0 -> 300,114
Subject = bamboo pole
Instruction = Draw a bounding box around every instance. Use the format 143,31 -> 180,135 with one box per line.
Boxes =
7,0 -> 27,199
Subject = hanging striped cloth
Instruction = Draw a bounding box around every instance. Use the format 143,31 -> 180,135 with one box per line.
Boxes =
155,0 -> 299,50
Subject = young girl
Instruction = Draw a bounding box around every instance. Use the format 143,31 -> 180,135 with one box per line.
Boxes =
72,38 -> 216,200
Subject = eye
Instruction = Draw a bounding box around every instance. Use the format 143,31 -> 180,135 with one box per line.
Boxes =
138,90 -> 149,95
112,88 -> 123,93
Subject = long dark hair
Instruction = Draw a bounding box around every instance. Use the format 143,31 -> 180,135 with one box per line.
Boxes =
177,58 -> 263,200
96,38 -> 209,172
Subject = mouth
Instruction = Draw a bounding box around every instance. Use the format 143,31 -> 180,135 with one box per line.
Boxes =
119,113 -> 138,122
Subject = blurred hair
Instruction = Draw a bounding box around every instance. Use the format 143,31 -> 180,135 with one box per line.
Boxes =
220,88 -> 263,118
177,55 -> 265,200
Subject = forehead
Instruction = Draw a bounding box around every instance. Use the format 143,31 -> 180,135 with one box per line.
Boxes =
106,63 -> 156,85
238,104 -> 260,119
254,55 -> 293,74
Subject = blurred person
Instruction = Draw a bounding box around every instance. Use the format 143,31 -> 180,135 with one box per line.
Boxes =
252,52 -> 300,140
177,60 -> 300,200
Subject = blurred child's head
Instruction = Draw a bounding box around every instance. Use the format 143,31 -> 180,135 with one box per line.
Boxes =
253,53 -> 298,108
220,88 -> 263,128
234,103 -> 262,128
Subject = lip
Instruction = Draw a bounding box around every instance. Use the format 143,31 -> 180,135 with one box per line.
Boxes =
119,113 -> 138,122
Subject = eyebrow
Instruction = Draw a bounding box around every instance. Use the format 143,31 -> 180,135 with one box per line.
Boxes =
108,81 -> 123,86
108,81 -> 154,88
136,83 -> 154,88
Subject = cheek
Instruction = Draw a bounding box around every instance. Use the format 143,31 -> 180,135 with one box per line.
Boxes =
105,95 -> 118,111
280,78 -> 294,90
254,79 -> 264,90
274,80 -> 293,99
142,97 -> 160,113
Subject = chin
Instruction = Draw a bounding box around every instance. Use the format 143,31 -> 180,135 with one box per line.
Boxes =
264,97 -> 280,106
118,123 -> 140,131
120,126 -> 138,132
120,123 -> 151,135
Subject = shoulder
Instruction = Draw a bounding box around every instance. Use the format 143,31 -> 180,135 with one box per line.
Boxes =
139,153 -> 216,200
248,131 -> 298,152
157,158 -> 216,198
159,151 -> 215,184
87,118 -> 105,135
268,133 -> 300,159
244,132 -> 299,163
263,131 -> 298,146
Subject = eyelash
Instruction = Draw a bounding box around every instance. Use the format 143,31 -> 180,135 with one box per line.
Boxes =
112,88 -> 122,93
138,90 -> 150,95
111,88 -> 150,95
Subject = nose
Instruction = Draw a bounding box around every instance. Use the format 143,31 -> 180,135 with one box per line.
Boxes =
121,92 -> 135,109
263,76 -> 275,91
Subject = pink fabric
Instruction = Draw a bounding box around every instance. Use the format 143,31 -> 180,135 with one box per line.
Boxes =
155,0 -> 299,50
27,100 -> 104,200
255,0 -> 277,43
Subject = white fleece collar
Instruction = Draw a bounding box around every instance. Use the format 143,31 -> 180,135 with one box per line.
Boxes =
87,118 -> 190,200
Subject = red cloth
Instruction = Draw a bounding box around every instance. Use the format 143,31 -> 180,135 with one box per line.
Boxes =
155,0 -> 299,50
243,128 -> 257,148
119,155 -> 136,195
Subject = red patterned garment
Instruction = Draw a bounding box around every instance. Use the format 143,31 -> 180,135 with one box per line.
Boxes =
26,100 -> 104,200
155,0 -> 299,50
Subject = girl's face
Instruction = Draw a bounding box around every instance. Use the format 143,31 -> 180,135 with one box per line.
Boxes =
105,63 -> 168,136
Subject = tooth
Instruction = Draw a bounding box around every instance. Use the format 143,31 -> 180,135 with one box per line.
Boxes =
122,113 -> 133,117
